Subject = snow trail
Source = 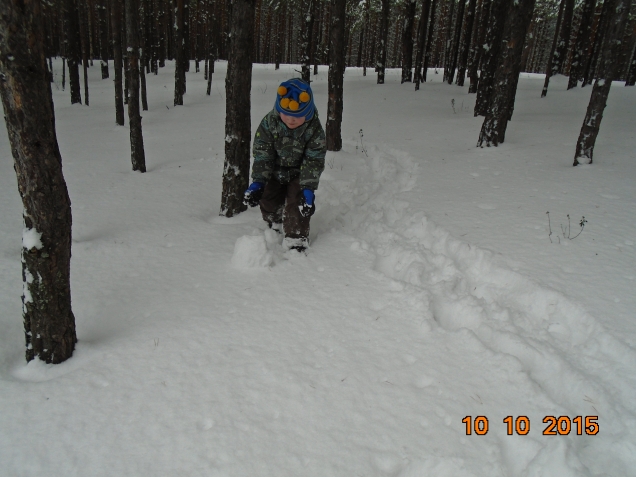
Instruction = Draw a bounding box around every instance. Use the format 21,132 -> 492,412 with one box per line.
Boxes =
318,140 -> 636,476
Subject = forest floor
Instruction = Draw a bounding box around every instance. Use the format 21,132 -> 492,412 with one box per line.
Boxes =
1,61 -> 635,477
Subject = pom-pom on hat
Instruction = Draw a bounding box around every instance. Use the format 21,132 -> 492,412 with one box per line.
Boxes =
275,78 -> 315,121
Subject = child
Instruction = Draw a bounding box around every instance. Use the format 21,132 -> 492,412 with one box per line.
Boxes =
243,78 -> 327,252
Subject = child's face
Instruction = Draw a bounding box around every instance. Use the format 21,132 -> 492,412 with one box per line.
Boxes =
279,112 -> 306,129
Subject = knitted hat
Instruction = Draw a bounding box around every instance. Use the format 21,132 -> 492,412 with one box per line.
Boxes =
274,78 -> 315,121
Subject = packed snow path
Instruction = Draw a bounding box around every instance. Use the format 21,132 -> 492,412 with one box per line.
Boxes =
1,62 -> 635,476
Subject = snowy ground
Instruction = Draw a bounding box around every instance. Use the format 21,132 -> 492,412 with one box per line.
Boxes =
1,61 -> 635,477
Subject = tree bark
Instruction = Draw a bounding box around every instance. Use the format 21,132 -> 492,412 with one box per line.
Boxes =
326,0 -> 346,151
541,0 -> 566,97
467,0 -> 488,92
474,0 -> 507,115
301,0 -> 316,82
125,0 -> 147,172
0,0 -> 77,364
626,43 -> 636,86
401,0 -> 417,82
442,0 -> 456,82
567,0 -> 596,89
377,0 -> 390,84
477,0 -> 537,146
422,0 -> 438,82
414,0 -> 432,89
64,0 -> 82,103
174,0 -> 186,105
78,0 -> 90,106
456,0 -> 476,86
99,0 -> 110,78
220,0 -> 255,217
111,0 -> 125,124
446,0 -> 466,84
574,0 -> 631,164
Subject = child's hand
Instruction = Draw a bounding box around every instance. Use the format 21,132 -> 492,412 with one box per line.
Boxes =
243,182 -> 264,207
299,189 -> 315,217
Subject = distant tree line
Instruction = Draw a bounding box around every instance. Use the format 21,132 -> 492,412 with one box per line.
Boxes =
39,0 -> 635,92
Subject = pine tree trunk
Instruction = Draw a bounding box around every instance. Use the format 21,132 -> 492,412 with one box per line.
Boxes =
541,0 -> 566,97
422,0 -> 438,82
474,0 -> 507,115
301,0 -> 315,82
99,0 -> 110,78
220,0 -> 255,217
442,0 -> 456,82
477,0 -> 537,146
583,0 -> 611,86
555,0 -> 575,75
567,0 -> 596,89
446,0 -> 466,84
174,0 -> 185,105
467,0 -> 487,92
401,0 -> 417,82
626,44 -> 636,86
456,0 -> 476,86
112,0 -> 125,125
0,0 -> 77,364
574,0 -> 631,164
326,0 -> 346,151
65,0 -> 82,104
414,0 -> 432,89
79,0 -> 90,106
377,0 -> 390,83
125,0 -> 147,172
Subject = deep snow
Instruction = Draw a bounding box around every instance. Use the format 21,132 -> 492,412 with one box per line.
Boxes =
0,60 -> 635,477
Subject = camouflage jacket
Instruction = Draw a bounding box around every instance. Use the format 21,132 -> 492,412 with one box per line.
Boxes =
251,109 -> 326,191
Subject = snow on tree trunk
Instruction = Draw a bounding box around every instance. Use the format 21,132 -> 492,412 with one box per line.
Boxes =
477,0 -> 537,146
468,0 -> 490,93
414,0 -> 432,90
401,0 -> 417,83
574,0 -> 631,165
0,0 -> 77,364
112,0 -> 126,125
326,0 -> 346,151
126,0 -> 147,172
567,0 -> 596,89
377,0 -> 390,84
220,0 -> 255,217
473,0 -> 507,116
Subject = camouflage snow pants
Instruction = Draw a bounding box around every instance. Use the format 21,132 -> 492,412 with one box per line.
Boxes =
259,177 -> 310,239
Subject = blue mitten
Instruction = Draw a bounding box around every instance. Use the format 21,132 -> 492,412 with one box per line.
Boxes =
244,182 -> 264,207
298,189 -> 315,218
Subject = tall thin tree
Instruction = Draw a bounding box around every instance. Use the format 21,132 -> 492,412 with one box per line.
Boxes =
567,0 -> 596,89
414,0 -> 432,89
326,0 -> 347,150
111,0 -> 125,124
220,0 -> 256,217
0,0 -> 77,364
377,0 -> 390,83
174,0 -> 186,105
401,0 -> 417,82
125,0 -> 147,171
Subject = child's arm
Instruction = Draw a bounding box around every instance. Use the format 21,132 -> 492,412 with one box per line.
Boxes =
300,122 -> 327,191
251,115 -> 277,183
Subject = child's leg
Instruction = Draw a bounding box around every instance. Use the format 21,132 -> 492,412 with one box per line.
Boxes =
283,177 -> 310,239
259,178 -> 286,226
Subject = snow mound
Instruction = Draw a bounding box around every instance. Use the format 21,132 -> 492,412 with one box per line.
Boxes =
231,234 -> 273,269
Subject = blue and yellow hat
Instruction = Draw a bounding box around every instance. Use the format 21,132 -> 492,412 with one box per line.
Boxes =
275,78 -> 315,121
